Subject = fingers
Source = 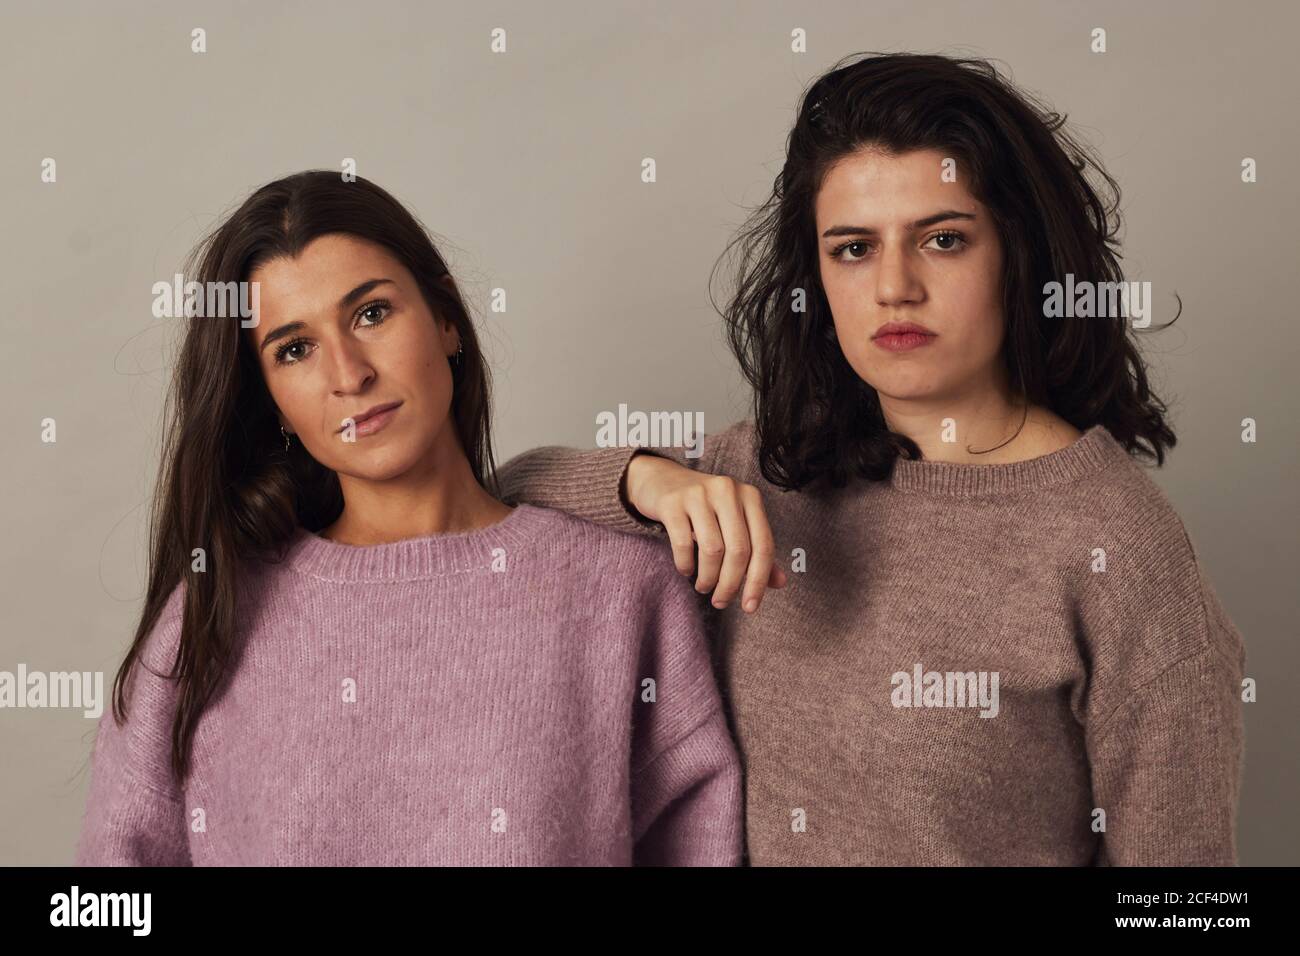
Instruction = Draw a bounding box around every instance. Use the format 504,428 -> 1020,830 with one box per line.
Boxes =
660,510 -> 699,577
737,486 -> 777,613
655,472 -> 786,613
685,490 -> 727,599
706,479 -> 753,609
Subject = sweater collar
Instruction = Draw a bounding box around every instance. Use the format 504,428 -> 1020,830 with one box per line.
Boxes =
888,424 -> 1125,496
284,503 -> 553,581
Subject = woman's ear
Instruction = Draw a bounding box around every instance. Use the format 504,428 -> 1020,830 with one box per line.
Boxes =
442,320 -> 461,353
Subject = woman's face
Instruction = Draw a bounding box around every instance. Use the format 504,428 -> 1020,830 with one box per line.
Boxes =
814,147 -> 1006,405
243,233 -> 461,482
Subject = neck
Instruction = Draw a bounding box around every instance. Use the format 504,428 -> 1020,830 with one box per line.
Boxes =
321,429 -> 511,546
878,375 -> 1080,464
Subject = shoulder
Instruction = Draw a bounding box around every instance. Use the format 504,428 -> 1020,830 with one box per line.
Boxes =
524,502 -> 675,569
523,503 -> 691,593
707,419 -> 758,472
134,579 -> 189,675
1059,427 -> 1194,551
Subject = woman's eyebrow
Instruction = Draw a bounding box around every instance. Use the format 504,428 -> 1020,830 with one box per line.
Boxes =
259,320 -> 306,354
338,277 -> 396,310
821,210 -> 977,238
258,278 -> 397,354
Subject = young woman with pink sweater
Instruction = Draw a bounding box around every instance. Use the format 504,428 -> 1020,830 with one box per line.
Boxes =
75,172 -> 742,867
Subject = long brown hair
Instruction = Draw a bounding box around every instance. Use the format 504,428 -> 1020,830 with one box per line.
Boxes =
114,170 -> 499,785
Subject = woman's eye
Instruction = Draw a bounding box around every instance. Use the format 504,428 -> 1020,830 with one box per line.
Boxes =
834,241 -> 870,260
274,338 -> 311,366
925,231 -> 966,252
356,300 -> 391,326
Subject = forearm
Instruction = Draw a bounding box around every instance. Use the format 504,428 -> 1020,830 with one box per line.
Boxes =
495,443 -> 660,535
495,424 -> 740,536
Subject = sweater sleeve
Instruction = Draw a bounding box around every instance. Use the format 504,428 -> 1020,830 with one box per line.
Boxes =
628,556 -> 744,866
494,420 -> 753,539
75,584 -> 192,866
1078,515 -> 1247,866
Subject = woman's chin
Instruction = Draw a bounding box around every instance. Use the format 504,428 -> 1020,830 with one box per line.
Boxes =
868,378 -> 948,404
328,446 -> 421,483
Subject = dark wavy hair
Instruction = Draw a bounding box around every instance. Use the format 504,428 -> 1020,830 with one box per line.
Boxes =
711,52 -> 1178,491
112,171 -> 499,784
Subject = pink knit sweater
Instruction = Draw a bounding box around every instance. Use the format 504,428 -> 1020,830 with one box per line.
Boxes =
74,504 -> 743,866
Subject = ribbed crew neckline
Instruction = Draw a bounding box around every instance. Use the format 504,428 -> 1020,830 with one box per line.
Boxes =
285,502 -> 552,581
889,424 -> 1124,496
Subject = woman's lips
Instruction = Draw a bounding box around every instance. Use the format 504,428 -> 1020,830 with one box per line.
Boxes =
355,405 -> 400,436
872,331 -> 936,352
340,402 -> 403,437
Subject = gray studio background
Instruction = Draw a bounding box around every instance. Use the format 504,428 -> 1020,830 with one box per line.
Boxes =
2,0 -> 1295,865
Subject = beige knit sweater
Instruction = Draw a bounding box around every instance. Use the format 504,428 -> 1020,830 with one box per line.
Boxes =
497,420 -> 1246,865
